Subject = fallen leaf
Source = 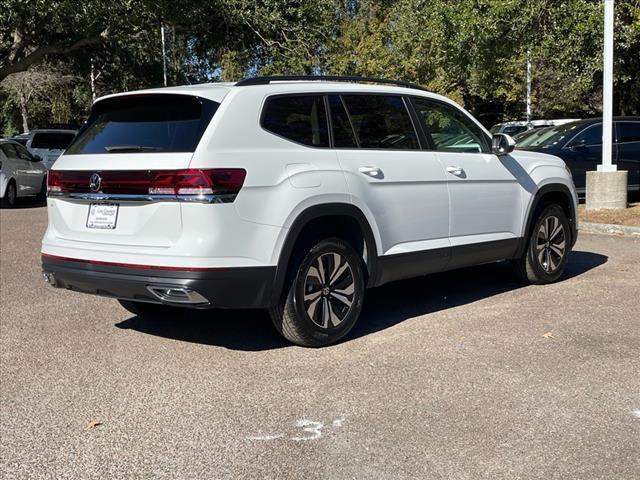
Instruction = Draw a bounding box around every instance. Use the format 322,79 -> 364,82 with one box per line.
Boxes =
542,332 -> 554,339
87,420 -> 102,429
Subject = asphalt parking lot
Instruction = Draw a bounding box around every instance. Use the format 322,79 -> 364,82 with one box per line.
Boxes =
1,203 -> 639,480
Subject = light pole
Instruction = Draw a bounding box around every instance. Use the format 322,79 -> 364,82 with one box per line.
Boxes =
599,0 -> 615,173
586,0 -> 628,210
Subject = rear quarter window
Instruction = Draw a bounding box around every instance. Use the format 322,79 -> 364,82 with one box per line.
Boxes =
66,94 -> 218,154
261,95 -> 329,147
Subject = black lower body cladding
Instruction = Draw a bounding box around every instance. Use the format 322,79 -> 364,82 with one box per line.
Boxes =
41,255 -> 276,309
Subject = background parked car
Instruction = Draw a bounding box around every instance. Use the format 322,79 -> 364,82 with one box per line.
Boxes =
490,119 -> 579,137
10,133 -> 31,146
512,126 -> 552,145
25,129 -> 77,169
516,117 -> 640,196
0,139 -> 48,208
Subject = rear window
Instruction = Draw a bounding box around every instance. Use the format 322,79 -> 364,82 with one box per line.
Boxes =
262,95 -> 329,147
31,132 -> 76,150
66,94 -> 218,154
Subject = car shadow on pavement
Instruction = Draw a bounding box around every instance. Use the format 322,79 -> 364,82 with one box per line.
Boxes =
5,198 -> 47,209
115,250 -> 607,351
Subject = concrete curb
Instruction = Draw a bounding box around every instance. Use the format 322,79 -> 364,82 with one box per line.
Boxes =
579,221 -> 640,237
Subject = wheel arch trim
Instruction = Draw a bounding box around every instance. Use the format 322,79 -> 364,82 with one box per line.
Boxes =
271,203 -> 380,304
517,183 -> 578,258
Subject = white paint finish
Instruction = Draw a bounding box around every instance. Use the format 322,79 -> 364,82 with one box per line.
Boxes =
438,151 -> 522,239
601,0 -> 616,171
43,81 -> 578,281
632,409 -> 640,419
42,201 -> 283,268
337,149 -> 449,254
285,163 -> 321,188
53,152 -> 194,171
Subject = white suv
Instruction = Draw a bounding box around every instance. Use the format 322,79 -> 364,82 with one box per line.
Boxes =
41,76 -> 578,347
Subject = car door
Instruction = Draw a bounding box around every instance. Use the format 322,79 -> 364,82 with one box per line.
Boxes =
14,143 -> 45,192
330,94 -> 450,279
410,97 -> 522,268
615,121 -> 640,192
561,123 -> 610,193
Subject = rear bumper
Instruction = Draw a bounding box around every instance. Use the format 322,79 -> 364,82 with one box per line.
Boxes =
41,255 -> 277,309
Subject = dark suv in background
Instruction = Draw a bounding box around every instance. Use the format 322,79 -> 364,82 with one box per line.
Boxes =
516,117 -> 640,196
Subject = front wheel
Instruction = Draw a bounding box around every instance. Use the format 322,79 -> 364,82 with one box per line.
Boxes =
270,237 -> 365,347
513,203 -> 571,284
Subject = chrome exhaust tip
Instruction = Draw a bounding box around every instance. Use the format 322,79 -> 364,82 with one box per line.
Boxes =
42,272 -> 56,286
145,285 -> 210,305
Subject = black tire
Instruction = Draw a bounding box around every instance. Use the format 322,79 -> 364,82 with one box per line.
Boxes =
269,237 -> 365,347
36,176 -> 47,202
1,181 -> 17,208
513,203 -> 571,284
118,299 -> 185,319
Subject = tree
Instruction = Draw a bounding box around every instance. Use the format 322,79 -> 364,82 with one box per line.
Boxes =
1,66 -> 75,132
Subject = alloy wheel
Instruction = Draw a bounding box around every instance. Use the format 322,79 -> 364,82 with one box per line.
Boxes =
536,215 -> 566,273
302,252 -> 355,328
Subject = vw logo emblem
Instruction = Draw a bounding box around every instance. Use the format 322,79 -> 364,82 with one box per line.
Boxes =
89,173 -> 102,192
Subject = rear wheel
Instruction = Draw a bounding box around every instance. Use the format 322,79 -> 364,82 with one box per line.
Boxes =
513,203 -> 571,284
118,300 -> 184,319
1,181 -> 17,208
269,237 -> 365,347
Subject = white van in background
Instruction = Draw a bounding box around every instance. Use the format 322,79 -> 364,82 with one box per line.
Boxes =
26,129 -> 77,169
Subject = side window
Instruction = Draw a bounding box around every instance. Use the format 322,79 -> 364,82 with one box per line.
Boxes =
262,95 -> 329,147
328,95 -> 358,148
340,95 -> 419,150
14,144 -> 33,160
0,144 -> 18,159
412,98 -> 489,153
616,122 -> 640,143
572,124 -> 602,146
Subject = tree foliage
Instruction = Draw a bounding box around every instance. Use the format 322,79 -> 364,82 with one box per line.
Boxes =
1,0 -> 639,133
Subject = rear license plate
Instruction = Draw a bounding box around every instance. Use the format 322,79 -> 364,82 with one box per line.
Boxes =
87,203 -> 119,229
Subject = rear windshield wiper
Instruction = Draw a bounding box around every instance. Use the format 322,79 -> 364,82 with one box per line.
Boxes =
104,145 -> 161,153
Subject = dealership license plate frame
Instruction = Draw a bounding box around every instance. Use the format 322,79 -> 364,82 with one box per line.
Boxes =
86,203 -> 120,230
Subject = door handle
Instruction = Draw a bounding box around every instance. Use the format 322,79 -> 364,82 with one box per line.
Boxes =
358,166 -> 383,178
446,166 -> 465,177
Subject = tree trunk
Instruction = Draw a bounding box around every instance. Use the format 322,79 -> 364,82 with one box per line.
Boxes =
19,90 -> 29,133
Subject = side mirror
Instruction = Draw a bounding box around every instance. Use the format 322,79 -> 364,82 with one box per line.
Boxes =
33,155 -> 42,162
491,133 -> 516,156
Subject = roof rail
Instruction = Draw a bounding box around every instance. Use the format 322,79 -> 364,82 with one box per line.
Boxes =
235,75 -> 427,91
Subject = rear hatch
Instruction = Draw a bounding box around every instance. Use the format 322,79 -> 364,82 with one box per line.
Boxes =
47,93 -> 220,249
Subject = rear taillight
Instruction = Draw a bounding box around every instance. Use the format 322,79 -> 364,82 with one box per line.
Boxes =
46,169 -> 246,202
47,170 -> 62,194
